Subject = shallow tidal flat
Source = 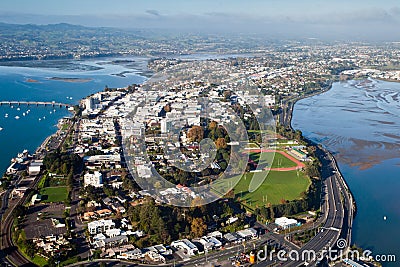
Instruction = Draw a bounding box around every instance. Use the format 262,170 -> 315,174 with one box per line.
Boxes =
292,78 -> 400,170
292,78 -> 400,260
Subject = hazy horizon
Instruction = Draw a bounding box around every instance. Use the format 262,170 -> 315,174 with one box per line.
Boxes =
1,0 -> 400,41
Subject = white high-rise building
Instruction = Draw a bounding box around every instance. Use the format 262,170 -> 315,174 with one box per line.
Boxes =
85,97 -> 101,111
84,171 -> 103,187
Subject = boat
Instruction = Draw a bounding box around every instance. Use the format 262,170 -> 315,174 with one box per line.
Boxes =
23,112 -> 26,116
15,116 -> 20,119
43,116 -> 46,119
38,118 -> 41,121
5,113 -> 8,118
17,107 -> 20,111
0,127 -> 3,131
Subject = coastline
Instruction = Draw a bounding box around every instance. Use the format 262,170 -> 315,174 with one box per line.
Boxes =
286,83 -> 357,244
375,77 -> 400,83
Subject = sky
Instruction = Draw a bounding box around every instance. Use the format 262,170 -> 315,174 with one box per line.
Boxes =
1,0 -> 400,40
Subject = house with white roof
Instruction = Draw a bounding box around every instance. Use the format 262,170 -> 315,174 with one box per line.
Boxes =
275,217 -> 298,229
171,239 -> 199,256
88,219 -> 115,235
84,171 -> 103,187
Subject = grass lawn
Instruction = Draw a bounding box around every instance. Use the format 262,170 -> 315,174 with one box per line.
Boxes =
39,186 -> 68,203
61,123 -> 70,131
249,151 -> 298,169
16,231 -> 48,267
60,256 -> 79,266
234,170 -> 311,207
246,142 -> 260,148
31,255 -> 48,267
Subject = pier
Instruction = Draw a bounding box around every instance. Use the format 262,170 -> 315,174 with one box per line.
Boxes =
0,101 -> 71,108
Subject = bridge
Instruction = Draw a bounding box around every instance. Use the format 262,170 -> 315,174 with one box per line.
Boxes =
0,101 -> 71,108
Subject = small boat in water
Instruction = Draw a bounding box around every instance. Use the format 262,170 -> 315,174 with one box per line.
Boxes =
38,118 -> 41,121
5,113 -> 8,118
15,116 -> 20,119
0,127 -> 3,131
23,112 -> 26,116
17,107 -> 20,111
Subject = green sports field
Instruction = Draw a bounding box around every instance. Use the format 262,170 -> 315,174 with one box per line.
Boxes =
234,170 -> 311,207
249,151 -> 298,169
39,186 -> 68,203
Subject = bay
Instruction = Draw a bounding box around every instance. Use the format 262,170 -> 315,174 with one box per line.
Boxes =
292,79 -> 400,266
0,57 -> 148,174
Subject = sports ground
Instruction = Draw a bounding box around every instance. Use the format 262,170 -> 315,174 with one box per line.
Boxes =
234,149 -> 310,207
247,149 -> 305,171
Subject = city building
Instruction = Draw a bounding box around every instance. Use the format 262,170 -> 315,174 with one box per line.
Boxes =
88,219 -> 115,235
84,171 -> 103,187
171,239 -> 199,256
275,217 -> 299,229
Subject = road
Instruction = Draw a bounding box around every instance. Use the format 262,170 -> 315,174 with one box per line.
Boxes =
248,144 -> 353,267
0,118 -> 76,267
1,87 -> 354,267
0,182 -> 37,267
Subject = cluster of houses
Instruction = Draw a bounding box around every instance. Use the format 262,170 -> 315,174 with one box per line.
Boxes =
342,68 -> 400,82
86,216 -> 169,262
85,213 -> 260,263
6,149 -> 44,198
75,65 -> 298,263
32,235 -> 71,257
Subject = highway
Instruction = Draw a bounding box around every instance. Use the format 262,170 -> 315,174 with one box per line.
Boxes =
249,144 -> 353,267
0,88 -> 354,267
64,92 -> 354,267
0,180 -> 36,266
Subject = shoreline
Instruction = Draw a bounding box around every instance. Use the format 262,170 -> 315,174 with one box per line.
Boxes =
285,82 -> 356,244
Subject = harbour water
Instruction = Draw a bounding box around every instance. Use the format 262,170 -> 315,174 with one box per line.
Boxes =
0,58 -> 147,174
292,79 -> 400,266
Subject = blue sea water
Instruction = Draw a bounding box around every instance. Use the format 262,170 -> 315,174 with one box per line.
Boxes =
0,58 -> 147,174
292,79 -> 400,266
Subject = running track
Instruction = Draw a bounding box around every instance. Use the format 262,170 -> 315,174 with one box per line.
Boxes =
245,149 -> 305,171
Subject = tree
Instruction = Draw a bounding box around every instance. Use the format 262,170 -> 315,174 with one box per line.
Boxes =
215,138 -> 227,149
164,104 -> 172,112
208,121 -> 217,130
25,240 -> 36,258
187,126 -> 204,142
225,189 -> 235,199
188,125 -> 204,142
223,90 -> 232,100
191,217 -> 207,238
13,205 -> 26,218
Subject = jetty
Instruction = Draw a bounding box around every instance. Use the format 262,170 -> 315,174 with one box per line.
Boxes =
0,101 -> 71,108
